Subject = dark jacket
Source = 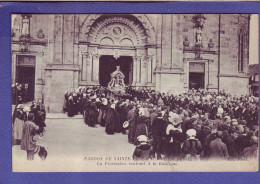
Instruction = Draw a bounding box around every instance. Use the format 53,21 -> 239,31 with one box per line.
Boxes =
209,138 -> 229,159
151,117 -> 167,138
133,144 -> 153,160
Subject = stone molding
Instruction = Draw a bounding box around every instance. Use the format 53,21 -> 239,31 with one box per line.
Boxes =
153,70 -> 185,75
80,14 -> 155,45
183,46 -> 218,55
44,64 -> 80,71
218,74 -> 249,78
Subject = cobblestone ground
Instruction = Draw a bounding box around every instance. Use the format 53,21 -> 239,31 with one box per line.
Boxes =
12,114 -> 136,171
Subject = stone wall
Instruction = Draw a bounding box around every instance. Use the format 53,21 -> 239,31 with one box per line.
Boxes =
219,14 -> 250,95
219,14 -> 249,75
44,69 -> 76,113
219,76 -> 249,96
159,73 -> 185,94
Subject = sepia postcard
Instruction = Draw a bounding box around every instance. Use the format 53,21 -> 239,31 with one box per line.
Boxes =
11,12 -> 259,172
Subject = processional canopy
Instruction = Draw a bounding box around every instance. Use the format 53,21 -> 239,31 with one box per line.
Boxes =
107,66 -> 126,93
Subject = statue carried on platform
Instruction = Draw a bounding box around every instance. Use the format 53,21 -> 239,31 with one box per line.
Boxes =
108,66 -> 126,94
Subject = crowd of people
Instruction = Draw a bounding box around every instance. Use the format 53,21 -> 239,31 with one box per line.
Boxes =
12,83 -> 30,105
63,85 -> 259,161
12,100 -> 47,160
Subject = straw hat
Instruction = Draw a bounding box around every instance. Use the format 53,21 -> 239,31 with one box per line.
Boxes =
123,121 -> 129,129
186,129 -> 196,139
137,135 -> 148,144
17,104 -> 23,109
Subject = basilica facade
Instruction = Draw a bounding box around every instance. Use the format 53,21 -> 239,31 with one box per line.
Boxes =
11,14 -> 250,112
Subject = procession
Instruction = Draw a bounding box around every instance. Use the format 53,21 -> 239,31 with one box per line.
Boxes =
60,83 -> 259,161
12,61 -> 259,161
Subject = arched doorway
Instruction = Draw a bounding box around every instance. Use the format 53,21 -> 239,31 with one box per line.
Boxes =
80,14 -> 156,87
99,55 -> 133,87
16,55 -> 36,102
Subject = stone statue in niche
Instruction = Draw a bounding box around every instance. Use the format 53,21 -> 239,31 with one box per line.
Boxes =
196,27 -> 202,45
108,66 -> 126,93
21,15 -> 30,36
208,39 -> 214,49
37,29 -> 45,39
193,14 -> 206,46
183,37 -> 190,47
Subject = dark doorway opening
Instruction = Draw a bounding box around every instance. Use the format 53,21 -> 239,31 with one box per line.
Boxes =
16,56 -> 36,102
189,72 -> 204,90
99,55 -> 133,87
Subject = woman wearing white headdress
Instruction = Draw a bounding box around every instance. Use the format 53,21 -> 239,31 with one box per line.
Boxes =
105,100 -> 118,135
165,116 -> 183,160
182,129 -> 203,160
134,108 -> 149,145
13,104 -> 25,145
133,135 -> 153,160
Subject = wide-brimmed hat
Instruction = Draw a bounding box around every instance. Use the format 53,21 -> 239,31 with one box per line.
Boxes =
137,135 -> 148,143
111,104 -> 116,109
231,119 -> 238,123
231,119 -> 238,126
102,98 -> 108,105
31,134 -> 41,143
224,116 -> 231,120
90,95 -> 96,100
17,104 -> 23,109
138,108 -> 145,116
186,129 -> 196,138
123,121 -> 129,129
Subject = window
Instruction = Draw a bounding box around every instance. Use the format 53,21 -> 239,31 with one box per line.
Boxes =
238,28 -> 246,72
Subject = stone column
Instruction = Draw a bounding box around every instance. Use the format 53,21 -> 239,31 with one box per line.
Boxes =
73,15 -> 79,65
12,54 -> 16,84
53,15 -> 63,64
161,14 -> 172,69
63,14 -> 74,64
92,54 -> 100,84
135,56 -> 141,84
141,56 -> 148,84
86,53 -> 93,83
146,56 -> 152,83
36,55 -> 42,81
148,48 -> 156,84
132,56 -> 138,85
82,52 -> 93,82
156,15 -> 162,69
48,15 -> 55,64
82,54 -> 87,81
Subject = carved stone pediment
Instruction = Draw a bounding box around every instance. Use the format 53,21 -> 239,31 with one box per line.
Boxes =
81,15 -> 152,47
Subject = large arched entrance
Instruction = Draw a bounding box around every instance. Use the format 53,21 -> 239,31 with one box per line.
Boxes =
79,14 -> 156,88
99,55 -> 133,87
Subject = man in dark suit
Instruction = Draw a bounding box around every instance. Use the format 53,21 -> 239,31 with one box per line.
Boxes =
209,131 -> 229,160
151,111 -> 167,159
127,105 -> 136,144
